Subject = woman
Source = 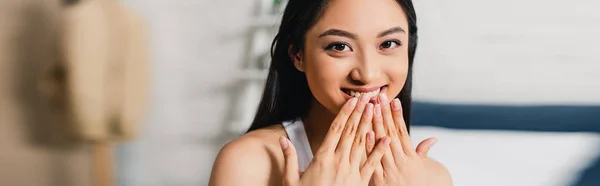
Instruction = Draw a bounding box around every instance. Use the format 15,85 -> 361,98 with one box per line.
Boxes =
209,0 -> 452,185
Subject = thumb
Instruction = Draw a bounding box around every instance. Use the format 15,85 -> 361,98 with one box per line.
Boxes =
416,137 -> 437,157
280,136 -> 299,186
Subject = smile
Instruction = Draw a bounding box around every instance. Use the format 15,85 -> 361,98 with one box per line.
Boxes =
341,85 -> 388,103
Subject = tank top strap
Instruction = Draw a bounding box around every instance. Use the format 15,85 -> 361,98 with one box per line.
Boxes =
282,117 -> 314,171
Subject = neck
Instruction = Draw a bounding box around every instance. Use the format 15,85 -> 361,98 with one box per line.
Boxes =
302,98 -> 336,154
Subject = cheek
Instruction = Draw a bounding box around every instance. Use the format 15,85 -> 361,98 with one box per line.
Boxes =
303,56 -> 351,111
384,56 -> 409,98
389,61 -> 409,82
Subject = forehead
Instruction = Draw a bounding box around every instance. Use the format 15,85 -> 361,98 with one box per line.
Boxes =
309,0 -> 409,36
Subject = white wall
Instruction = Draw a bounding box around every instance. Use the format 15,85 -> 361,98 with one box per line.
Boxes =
118,0 -> 257,185
413,0 -> 600,105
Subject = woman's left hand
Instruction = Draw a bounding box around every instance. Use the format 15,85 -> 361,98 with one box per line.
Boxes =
365,93 -> 442,186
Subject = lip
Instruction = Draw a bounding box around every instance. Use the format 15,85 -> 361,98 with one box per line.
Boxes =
341,85 -> 388,103
345,86 -> 381,92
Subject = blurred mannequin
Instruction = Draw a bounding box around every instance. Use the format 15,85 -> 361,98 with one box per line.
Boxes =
0,0 -> 91,186
0,0 -> 148,185
61,0 -> 149,185
61,0 -> 148,141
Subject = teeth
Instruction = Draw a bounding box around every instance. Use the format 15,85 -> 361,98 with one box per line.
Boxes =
348,88 -> 380,98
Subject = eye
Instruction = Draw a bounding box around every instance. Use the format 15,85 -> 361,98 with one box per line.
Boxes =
379,40 -> 401,49
325,42 -> 352,52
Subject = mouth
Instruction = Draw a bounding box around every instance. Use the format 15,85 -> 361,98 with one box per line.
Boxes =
341,85 -> 388,103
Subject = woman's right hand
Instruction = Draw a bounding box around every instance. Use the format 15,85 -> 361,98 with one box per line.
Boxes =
279,95 -> 391,186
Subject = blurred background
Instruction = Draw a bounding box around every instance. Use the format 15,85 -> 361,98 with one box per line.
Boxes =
1,0 -> 599,186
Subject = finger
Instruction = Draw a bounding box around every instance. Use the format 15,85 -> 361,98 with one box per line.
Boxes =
365,131 -> 375,156
372,104 -> 386,142
360,131 -> 375,169
391,98 -> 415,155
364,131 -> 384,183
318,97 -> 358,155
360,137 -> 391,180
373,165 -> 384,184
351,103 -> 374,168
373,104 -> 396,168
379,94 -> 406,163
378,93 -> 396,136
416,137 -> 438,157
280,136 -> 299,185
337,94 -> 371,160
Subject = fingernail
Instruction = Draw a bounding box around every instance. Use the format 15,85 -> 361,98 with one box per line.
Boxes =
360,94 -> 370,103
279,136 -> 288,149
392,98 -> 401,111
349,97 -> 358,108
374,104 -> 381,115
367,131 -> 375,142
379,93 -> 388,104
365,103 -> 373,114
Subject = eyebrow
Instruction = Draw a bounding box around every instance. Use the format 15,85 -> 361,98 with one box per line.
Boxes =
318,29 -> 357,39
378,27 -> 406,37
318,27 -> 406,39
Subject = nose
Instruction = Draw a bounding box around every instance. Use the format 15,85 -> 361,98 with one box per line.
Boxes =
349,49 -> 381,85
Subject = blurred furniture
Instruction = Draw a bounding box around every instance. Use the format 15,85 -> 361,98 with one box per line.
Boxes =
226,0 -> 287,134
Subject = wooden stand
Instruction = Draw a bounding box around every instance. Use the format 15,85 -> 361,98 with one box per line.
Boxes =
92,143 -> 114,186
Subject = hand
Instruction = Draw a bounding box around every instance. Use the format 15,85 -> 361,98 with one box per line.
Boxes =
279,95 -> 391,186
366,93 -> 438,186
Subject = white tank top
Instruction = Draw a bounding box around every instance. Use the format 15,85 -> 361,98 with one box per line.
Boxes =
282,117 -> 314,171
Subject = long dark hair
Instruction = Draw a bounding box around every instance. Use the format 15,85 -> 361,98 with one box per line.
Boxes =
246,0 -> 418,133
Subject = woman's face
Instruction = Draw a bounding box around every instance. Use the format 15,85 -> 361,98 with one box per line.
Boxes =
294,0 -> 410,113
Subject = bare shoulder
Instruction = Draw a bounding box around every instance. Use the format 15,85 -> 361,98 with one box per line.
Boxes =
209,124 -> 287,186
425,158 -> 453,186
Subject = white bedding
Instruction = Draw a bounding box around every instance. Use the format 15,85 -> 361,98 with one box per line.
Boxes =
410,126 -> 600,186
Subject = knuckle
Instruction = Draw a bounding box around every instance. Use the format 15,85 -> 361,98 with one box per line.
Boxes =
344,122 -> 357,136
330,121 -> 344,134
385,128 -> 396,137
367,159 -> 378,168
395,125 -> 404,135
313,156 -> 328,168
315,148 -> 327,157
386,126 -> 398,137
353,135 -> 364,146
396,124 -> 408,135
284,150 -> 294,158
